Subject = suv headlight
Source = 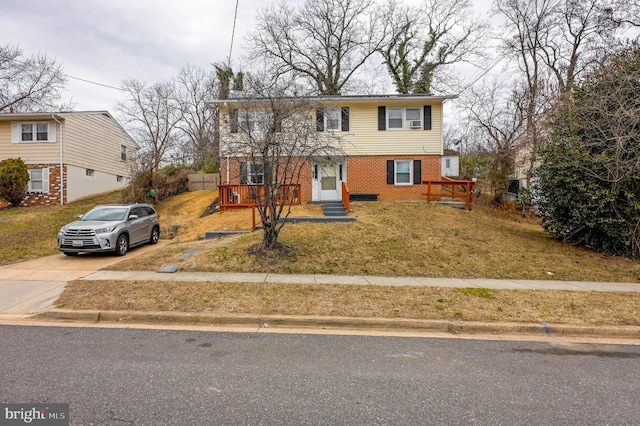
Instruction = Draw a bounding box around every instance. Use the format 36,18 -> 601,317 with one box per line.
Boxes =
95,225 -> 117,234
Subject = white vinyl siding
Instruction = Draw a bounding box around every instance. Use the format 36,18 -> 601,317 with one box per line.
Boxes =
219,99 -> 444,157
343,103 -> 442,156
64,113 -> 136,177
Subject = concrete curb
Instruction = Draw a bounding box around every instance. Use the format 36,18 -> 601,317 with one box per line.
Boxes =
32,309 -> 640,340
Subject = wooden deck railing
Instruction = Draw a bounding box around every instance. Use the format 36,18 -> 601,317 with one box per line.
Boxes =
341,182 -> 350,213
218,184 -> 302,211
422,179 -> 475,210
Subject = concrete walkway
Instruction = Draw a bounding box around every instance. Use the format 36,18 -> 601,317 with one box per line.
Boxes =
2,249 -> 640,341
85,270 -> 640,293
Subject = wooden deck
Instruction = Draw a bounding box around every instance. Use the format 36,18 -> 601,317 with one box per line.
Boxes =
218,183 -> 302,212
422,178 -> 475,210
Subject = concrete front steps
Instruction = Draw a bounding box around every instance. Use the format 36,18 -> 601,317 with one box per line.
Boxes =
321,201 -> 347,217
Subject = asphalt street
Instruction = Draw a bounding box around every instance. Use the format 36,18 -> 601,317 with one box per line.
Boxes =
1,325 -> 639,425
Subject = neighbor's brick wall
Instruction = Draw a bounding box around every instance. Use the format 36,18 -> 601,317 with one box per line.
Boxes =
21,164 -> 66,207
347,155 -> 441,200
0,164 -> 67,208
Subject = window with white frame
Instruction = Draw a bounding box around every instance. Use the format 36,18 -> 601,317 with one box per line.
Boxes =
239,111 -> 272,132
12,122 -> 55,143
86,169 -> 94,177
395,160 -> 412,185
387,108 -> 422,130
325,108 -> 341,131
240,161 -> 264,184
28,168 -> 49,192
120,145 -> 128,161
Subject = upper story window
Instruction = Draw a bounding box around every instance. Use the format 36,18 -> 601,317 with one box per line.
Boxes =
378,106 -> 432,131
11,122 -> 56,143
325,109 -> 341,130
387,107 -> 422,130
230,110 -> 274,133
120,145 -> 128,161
316,107 -> 349,132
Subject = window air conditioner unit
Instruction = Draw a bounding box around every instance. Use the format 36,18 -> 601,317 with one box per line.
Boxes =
410,120 -> 422,129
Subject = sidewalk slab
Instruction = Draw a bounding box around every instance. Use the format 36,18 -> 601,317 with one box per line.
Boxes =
215,272 -> 268,283
364,276 -> 424,286
413,278 -> 470,288
265,274 -> 317,284
564,281 -> 640,292
314,275 -> 370,285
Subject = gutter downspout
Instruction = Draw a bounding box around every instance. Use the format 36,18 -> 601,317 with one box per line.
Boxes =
52,115 -> 64,205
226,154 -> 230,184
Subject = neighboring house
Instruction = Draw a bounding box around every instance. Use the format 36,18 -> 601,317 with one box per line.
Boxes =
0,111 -> 137,207
215,94 -> 456,202
441,149 -> 460,177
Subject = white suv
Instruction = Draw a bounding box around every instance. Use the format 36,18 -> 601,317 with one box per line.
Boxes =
58,204 -> 160,256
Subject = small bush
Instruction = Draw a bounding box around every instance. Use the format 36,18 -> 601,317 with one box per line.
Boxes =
0,158 -> 29,207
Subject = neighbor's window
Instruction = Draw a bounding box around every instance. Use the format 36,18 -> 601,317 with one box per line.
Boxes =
21,123 -> 48,141
28,168 -> 48,192
395,160 -> 412,185
117,175 -> 123,182
12,122 -> 55,143
445,158 -> 451,168
86,169 -> 94,177
120,145 -> 127,161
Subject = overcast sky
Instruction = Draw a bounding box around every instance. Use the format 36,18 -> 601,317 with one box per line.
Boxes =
1,0 -> 494,113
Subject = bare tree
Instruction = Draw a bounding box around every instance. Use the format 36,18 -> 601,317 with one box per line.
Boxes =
462,80 -> 527,204
247,0 -> 385,95
175,65 -> 219,170
117,79 -> 185,173
218,76 -> 345,251
605,0 -> 640,28
380,0 -> 489,94
493,0 -> 636,192
0,44 -> 72,112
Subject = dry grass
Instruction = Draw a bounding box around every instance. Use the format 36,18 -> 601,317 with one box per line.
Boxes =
112,195 -> 640,283
57,279 -> 640,326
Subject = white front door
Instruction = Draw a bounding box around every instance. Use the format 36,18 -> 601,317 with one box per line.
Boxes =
320,164 -> 339,200
312,161 -> 344,201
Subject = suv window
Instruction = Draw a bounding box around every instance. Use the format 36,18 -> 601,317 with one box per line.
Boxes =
130,207 -> 146,219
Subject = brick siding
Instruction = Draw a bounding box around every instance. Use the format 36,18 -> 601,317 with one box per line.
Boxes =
346,155 -> 441,201
222,155 -> 441,202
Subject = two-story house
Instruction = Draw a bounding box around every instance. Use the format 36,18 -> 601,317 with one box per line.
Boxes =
0,111 -> 137,207
215,94 -> 456,204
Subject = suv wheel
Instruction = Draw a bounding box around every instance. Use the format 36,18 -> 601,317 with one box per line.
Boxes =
149,226 -> 160,245
116,234 -> 129,256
